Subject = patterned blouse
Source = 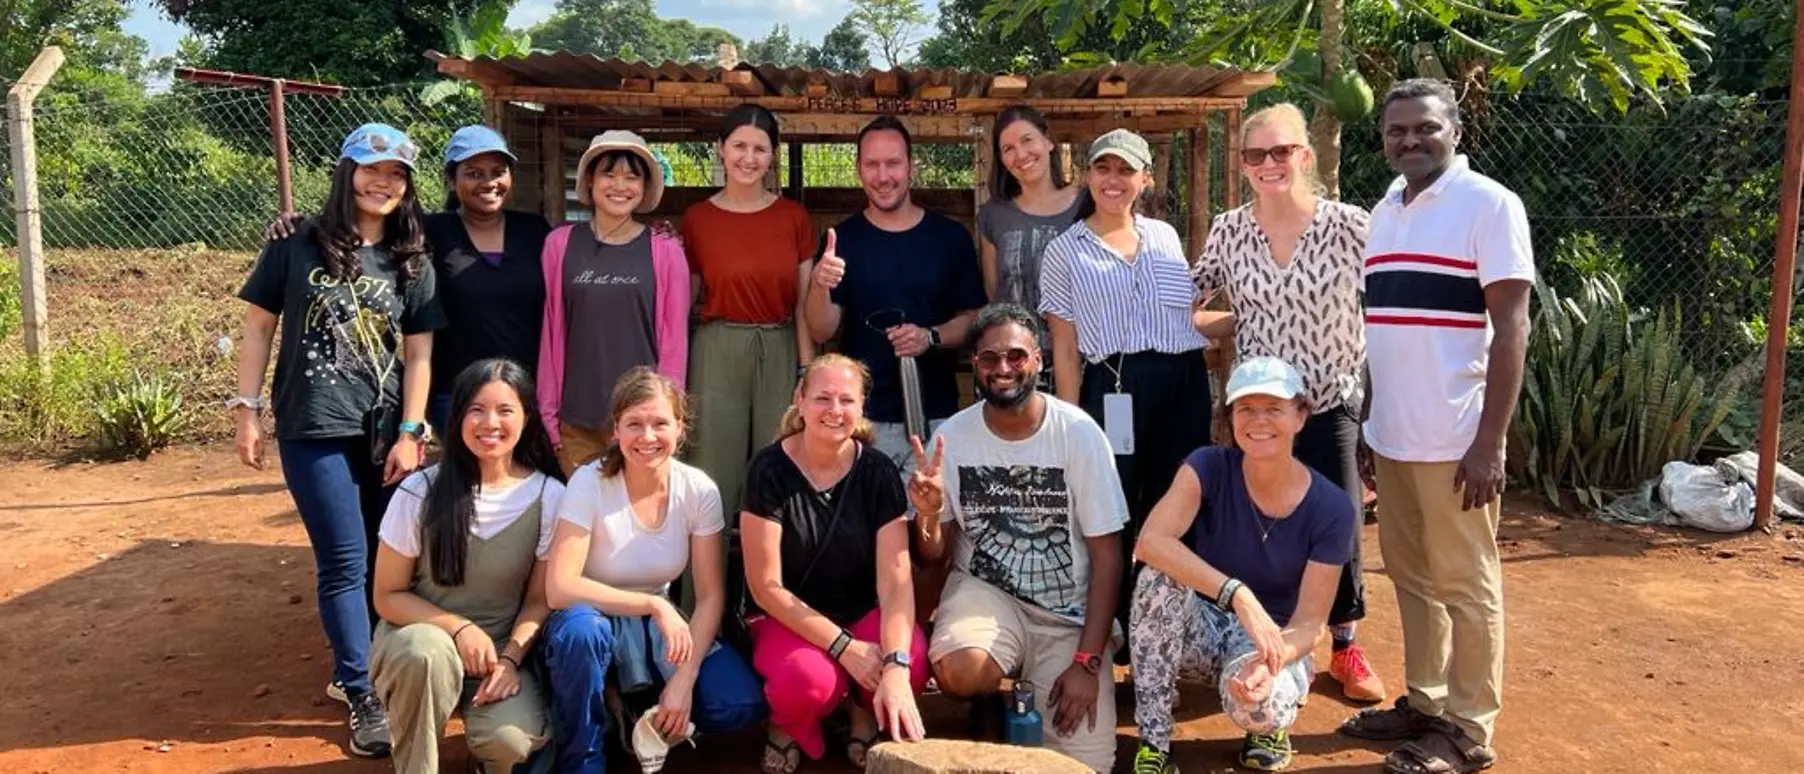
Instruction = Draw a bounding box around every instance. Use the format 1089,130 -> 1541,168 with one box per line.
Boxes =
1191,200 -> 1369,412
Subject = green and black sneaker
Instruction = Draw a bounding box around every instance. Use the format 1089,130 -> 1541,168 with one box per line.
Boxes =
1240,730 -> 1294,771
1132,741 -> 1177,774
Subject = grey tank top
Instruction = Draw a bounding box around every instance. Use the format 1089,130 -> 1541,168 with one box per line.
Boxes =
561,224 -> 658,429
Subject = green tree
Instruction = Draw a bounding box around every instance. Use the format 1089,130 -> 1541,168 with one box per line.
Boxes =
744,24 -> 812,66
810,16 -> 873,71
421,0 -> 537,106
851,0 -> 931,67
2,0 -> 146,80
156,0 -> 489,85
530,0 -> 738,63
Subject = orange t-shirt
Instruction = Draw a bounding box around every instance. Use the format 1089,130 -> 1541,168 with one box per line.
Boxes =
681,197 -> 815,324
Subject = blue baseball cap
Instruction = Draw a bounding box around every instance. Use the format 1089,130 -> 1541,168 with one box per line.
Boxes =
445,124 -> 516,165
340,123 -> 420,169
1225,356 -> 1307,405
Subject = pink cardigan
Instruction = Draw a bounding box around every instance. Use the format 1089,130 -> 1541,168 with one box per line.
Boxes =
537,222 -> 691,445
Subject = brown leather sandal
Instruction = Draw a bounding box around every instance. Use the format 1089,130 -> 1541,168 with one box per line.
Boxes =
1382,720 -> 1496,774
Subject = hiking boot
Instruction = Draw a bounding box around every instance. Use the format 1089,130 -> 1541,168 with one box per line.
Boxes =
1330,643 -> 1386,703
1240,730 -> 1293,771
1132,742 -> 1176,774
346,690 -> 392,758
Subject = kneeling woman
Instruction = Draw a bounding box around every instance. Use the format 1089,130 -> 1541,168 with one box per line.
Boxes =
1129,356 -> 1357,773
370,359 -> 565,773
741,354 -> 929,774
543,367 -> 766,774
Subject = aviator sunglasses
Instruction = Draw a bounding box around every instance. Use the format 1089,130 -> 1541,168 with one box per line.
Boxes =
1240,144 -> 1304,166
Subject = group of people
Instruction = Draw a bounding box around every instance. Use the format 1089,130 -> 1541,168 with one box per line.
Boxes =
230,75 -> 1530,774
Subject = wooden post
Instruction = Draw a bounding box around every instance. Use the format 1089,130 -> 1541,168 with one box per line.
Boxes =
7,46 -> 65,373
270,79 -> 293,216
787,141 -> 805,203
1151,137 -> 1173,219
1755,0 -> 1804,530
541,111 -> 567,223
1224,107 -> 1243,209
1187,123 -> 1212,258
974,122 -> 994,212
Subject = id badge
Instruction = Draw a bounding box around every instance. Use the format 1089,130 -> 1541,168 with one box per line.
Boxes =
1103,392 -> 1135,455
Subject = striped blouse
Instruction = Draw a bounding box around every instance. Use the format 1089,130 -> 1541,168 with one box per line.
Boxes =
1038,215 -> 1207,362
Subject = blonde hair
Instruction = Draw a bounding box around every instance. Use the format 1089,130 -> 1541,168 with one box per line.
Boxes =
1240,103 -> 1323,197
599,366 -> 688,477
777,353 -> 877,444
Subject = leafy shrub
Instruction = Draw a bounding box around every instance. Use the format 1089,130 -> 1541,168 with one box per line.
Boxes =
1508,274 -> 1760,509
0,259 -> 20,341
0,335 -> 134,450
96,371 -> 189,459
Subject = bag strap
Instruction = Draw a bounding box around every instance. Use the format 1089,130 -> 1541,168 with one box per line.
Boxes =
794,443 -> 861,590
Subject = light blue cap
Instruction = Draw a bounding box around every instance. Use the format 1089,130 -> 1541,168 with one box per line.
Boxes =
445,124 -> 515,165
340,123 -> 419,169
1225,356 -> 1307,404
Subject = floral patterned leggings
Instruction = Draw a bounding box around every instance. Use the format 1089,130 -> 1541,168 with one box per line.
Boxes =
1129,567 -> 1313,752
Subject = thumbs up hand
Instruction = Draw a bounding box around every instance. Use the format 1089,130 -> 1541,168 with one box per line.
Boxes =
812,228 -> 846,291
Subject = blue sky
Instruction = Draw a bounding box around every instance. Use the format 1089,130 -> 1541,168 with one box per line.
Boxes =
125,0 -> 938,62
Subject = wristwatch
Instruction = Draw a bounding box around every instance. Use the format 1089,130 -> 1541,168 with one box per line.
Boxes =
1073,650 -> 1102,674
926,326 -> 943,348
224,395 -> 265,413
398,420 -> 432,444
881,650 -> 913,671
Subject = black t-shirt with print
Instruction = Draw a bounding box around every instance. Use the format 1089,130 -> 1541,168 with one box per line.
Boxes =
740,441 -> 907,626
239,222 -> 447,441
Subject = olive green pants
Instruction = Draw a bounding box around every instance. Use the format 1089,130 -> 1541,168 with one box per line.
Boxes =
687,320 -> 798,515
372,622 -> 548,774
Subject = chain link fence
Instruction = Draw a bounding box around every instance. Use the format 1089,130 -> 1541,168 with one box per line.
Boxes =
0,79 -> 1798,471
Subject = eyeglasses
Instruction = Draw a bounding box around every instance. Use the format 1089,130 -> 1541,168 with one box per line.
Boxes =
1240,144 -> 1304,166
974,347 -> 1034,370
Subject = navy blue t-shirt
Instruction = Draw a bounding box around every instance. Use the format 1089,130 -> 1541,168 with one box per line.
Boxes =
1186,446 -> 1355,626
826,211 -> 986,424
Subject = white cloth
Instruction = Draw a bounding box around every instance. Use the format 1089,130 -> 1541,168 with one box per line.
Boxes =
932,396 -> 1128,624
555,459 -> 724,595
377,467 -> 562,559
1362,155 -> 1537,462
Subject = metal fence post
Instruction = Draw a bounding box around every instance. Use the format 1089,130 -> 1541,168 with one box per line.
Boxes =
1754,0 -> 1804,531
271,79 -> 293,216
6,46 -> 66,375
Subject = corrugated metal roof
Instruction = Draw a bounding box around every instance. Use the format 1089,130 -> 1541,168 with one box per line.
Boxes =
435,51 -> 1261,100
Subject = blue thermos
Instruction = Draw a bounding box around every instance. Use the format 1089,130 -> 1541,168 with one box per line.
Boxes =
1004,681 -> 1043,746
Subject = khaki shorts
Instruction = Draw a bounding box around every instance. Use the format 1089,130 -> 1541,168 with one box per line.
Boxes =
930,571 -> 1117,773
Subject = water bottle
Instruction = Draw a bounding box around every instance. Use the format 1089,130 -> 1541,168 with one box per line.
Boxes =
1003,681 -> 1043,747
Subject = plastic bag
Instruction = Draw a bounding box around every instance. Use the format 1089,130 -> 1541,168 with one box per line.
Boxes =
1658,461 -> 1754,533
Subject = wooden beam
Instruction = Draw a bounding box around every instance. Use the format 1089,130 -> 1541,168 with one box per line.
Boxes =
1151,136 -> 1172,218
541,111 -> 567,223
1097,75 -> 1129,98
988,74 -> 1028,98
653,81 -> 731,97
919,84 -> 953,101
1187,124 -> 1212,259
721,69 -> 765,97
433,56 -> 520,87
1211,71 -> 1278,99
1224,107 -> 1243,210
974,121 -> 994,212
806,81 -> 830,98
873,71 -> 902,96
620,78 -> 653,93
490,85 -> 1250,114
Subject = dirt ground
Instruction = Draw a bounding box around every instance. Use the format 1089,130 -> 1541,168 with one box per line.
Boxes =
2,446 -> 1801,773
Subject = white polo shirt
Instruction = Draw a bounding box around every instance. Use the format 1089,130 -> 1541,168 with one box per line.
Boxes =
1362,155 -> 1535,462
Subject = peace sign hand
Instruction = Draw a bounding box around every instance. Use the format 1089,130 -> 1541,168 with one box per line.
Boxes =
907,435 -> 946,519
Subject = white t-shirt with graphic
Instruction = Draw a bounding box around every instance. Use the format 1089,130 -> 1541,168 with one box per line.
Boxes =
933,396 -> 1128,625
555,459 -> 724,596
378,467 -> 563,560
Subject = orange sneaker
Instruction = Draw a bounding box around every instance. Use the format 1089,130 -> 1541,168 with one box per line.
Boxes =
1330,644 -> 1386,703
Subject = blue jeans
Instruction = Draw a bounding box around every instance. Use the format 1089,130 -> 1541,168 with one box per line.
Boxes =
278,437 -> 396,696
543,604 -> 767,774
426,392 -> 453,438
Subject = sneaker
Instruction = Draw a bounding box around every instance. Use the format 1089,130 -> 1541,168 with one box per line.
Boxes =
325,680 -> 349,705
346,690 -> 392,758
1239,731 -> 1293,771
1330,643 -> 1387,703
1132,742 -> 1176,774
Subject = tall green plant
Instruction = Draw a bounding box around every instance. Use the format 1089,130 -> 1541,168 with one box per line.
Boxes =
1509,274 -> 1755,509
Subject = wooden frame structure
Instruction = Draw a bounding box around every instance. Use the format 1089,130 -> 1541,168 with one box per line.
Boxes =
433,52 -> 1275,248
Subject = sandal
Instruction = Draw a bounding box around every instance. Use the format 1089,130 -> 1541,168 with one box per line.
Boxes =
1383,721 -> 1496,774
845,731 -> 878,769
760,736 -> 801,774
1340,696 -> 1436,741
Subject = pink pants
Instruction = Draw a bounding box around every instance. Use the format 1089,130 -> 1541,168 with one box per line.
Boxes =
746,608 -> 930,759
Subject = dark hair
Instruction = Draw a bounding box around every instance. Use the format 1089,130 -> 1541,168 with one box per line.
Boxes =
721,103 -> 781,148
597,366 -> 688,478
419,358 -> 564,587
1381,78 -> 1461,126
989,106 -> 1069,201
588,149 -> 653,187
313,157 -> 427,283
857,115 -> 912,159
969,302 -> 1042,350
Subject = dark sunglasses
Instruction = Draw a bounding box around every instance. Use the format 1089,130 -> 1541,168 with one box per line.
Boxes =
1240,144 -> 1304,166
974,347 -> 1034,370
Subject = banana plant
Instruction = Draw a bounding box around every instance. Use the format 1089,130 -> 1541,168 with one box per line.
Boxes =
421,0 -> 539,107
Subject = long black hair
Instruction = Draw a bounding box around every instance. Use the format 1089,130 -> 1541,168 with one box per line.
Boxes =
419,358 -> 564,587
989,105 -> 1070,201
313,157 -> 428,283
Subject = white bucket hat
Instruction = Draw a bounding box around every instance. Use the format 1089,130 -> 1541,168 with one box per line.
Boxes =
575,130 -> 664,213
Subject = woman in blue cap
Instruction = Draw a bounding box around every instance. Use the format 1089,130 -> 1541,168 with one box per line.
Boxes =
232,122 -> 447,758
270,125 -> 554,433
